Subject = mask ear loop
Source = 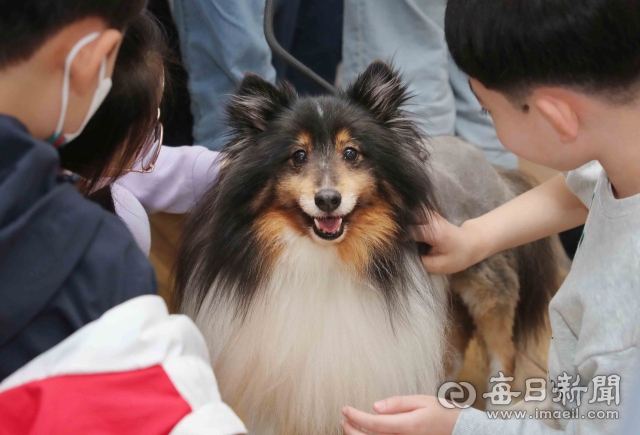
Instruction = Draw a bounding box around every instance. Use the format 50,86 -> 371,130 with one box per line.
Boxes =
54,32 -> 101,137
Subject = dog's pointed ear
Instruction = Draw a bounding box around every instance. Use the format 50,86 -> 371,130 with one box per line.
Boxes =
345,60 -> 411,124
227,72 -> 297,134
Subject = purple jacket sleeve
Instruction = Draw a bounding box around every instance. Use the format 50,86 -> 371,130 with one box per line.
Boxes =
116,145 -> 221,214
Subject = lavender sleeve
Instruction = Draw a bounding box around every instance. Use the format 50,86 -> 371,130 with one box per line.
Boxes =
116,145 -> 221,214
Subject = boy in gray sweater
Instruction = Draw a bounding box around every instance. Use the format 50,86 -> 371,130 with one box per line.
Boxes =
340,1 -> 640,434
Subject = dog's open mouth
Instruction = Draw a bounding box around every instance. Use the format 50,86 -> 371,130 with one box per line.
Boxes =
310,215 -> 346,240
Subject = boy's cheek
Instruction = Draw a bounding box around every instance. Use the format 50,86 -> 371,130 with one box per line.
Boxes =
492,120 -> 525,154
493,117 -> 544,162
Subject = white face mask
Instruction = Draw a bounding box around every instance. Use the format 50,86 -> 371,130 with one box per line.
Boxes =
47,32 -> 113,148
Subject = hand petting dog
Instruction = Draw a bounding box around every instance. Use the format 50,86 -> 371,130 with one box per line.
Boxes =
415,173 -> 588,276
412,213 -> 487,275
341,396 -> 460,435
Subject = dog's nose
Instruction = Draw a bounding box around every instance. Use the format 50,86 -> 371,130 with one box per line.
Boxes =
315,189 -> 342,213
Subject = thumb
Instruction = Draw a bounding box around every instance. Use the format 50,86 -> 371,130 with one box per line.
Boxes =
412,213 -> 449,245
411,223 -> 438,246
420,253 -> 451,274
373,396 -> 429,414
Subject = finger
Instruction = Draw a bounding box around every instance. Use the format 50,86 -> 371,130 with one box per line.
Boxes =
411,224 -> 438,245
374,395 -> 429,414
340,420 -> 368,435
342,406 -> 414,433
341,420 -> 394,435
421,254 -> 451,274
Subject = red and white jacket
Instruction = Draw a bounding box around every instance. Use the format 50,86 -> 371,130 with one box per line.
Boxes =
0,295 -> 246,435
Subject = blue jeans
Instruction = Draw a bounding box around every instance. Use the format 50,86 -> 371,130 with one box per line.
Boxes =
172,0 -> 277,150
341,0 -> 517,168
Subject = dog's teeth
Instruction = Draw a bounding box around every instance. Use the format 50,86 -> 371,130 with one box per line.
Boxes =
314,218 -> 320,229
339,218 -> 343,227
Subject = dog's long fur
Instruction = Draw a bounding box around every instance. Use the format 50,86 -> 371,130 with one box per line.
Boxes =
176,61 -> 559,435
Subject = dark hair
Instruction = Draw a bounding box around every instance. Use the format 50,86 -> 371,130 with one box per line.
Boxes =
0,0 -> 148,69
445,0 -> 640,105
59,9 -> 170,197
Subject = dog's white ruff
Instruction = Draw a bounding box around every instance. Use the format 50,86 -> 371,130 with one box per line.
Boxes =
186,231 -> 448,435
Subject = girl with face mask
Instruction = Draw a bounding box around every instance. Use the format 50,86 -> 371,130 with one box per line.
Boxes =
59,11 -> 223,257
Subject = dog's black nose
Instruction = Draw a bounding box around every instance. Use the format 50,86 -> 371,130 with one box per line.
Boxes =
315,189 -> 342,213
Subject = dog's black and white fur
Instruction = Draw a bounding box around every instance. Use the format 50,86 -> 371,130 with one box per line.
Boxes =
176,61 -> 559,435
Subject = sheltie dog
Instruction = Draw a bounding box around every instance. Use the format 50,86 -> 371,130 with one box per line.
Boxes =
175,61 -> 560,435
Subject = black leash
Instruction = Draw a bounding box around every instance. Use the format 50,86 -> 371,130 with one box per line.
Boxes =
263,0 -> 338,95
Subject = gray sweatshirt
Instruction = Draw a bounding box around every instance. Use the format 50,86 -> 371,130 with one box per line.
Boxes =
453,161 -> 640,435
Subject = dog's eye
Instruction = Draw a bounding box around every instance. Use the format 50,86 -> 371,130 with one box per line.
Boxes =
292,150 -> 307,164
343,147 -> 358,162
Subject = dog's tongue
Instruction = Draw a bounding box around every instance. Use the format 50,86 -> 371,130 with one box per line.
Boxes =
318,217 -> 341,233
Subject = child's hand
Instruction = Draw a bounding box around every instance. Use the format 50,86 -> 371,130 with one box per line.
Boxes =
341,395 -> 461,435
413,214 -> 487,275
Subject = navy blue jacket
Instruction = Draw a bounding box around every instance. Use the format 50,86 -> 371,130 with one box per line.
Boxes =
0,115 -> 157,379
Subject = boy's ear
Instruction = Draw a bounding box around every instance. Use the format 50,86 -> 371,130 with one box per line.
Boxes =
69,30 -> 122,95
345,60 -> 411,125
535,95 -> 579,143
227,72 -> 297,134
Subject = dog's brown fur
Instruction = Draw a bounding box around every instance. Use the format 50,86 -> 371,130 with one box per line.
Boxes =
431,139 -> 562,386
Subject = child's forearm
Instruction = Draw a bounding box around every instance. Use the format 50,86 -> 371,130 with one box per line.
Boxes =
465,173 -> 588,262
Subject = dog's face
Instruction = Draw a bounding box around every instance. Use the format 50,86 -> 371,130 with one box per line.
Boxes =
269,116 -> 382,244
222,61 -> 436,255
176,61 -> 438,310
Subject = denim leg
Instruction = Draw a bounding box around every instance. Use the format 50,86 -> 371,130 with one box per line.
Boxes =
341,0 -> 455,136
448,55 -> 517,168
271,0 -> 302,80
172,0 -> 277,150
283,0 -> 343,95
341,0 -> 516,167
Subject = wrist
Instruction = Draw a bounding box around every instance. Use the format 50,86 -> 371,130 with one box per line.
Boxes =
437,406 -> 461,435
460,218 -> 492,265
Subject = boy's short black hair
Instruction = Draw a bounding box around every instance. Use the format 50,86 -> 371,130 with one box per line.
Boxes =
445,0 -> 640,105
0,0 -> 148,69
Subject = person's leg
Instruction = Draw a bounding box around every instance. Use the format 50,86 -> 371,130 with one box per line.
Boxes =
448,56 -> 518,168
271,0 -> 301,80
341,0 -> 455,136
172,0 -> 277,150
285,0 -> 344,96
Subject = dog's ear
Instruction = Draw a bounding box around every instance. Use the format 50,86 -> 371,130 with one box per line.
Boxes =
227,72 -> 297,134
345,60 -> 411,125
